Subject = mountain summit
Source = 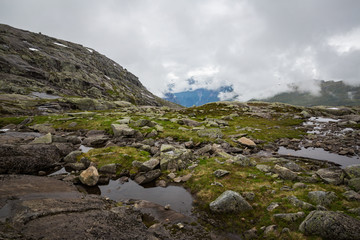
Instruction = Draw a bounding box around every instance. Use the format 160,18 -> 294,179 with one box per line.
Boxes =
0,24 -> 173,107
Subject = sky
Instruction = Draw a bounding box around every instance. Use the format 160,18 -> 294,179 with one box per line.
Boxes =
1,0 -> 360,101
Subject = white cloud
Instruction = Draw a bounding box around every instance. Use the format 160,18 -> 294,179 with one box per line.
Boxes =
328,27 -> 360,54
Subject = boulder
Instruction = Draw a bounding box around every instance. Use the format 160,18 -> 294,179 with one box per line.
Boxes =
181,118 -> 202,127
238,137 -> 256,148
209,190 -> 253,213
283,161 -> 302,172
273,212 -> 305,222
99,164 -> 117,174
79,166 -> 99,186
66,162 -> 86,171
344,164 -> 360,179
343,190 -> 360,201
213,169 -> 230,178
30,133 -> 52,144
0,143 -> 63,174
194,144 -> 212,155
139,158 -> 160,172
82,135 -> 109,147
63,150 -> 82,163
272,164 -> 298,181
316,168 -> 344,185
256,164 -> 271,173
348,178 -> 360,191
111,124 -> 135,137
135,169 -> 161,185
308,191 -> 337,206
293,182 -> 307,189
160,147 -> 192,171
299,211 -> 360,240
30,124 -> 55,134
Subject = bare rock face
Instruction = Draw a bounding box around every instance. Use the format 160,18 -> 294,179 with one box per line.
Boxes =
79,166 -> 99,186
299,211 -> 360,240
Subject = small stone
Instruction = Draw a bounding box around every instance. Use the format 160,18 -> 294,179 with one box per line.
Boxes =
164,204 -> 171,210
38,171 -> 46,176
168,172 -> 176,179
211,182 -> 224,187
264,225 -> 277,236
238,137 -> 256,148
281,228 -> 290,234
256,164 -> 271,172
213,169 -> 230,178
176,223 -> 184,229
267,202 -> 280,211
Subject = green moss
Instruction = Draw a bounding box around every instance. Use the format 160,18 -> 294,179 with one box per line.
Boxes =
0,116 -> 27,127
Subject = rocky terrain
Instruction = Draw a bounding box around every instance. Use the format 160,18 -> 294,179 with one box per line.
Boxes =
0,23 -> 178,114
1,100 -> 360,239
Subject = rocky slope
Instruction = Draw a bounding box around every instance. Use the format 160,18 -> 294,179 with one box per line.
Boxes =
1,101 -> 360,239
0,24 -> 176,108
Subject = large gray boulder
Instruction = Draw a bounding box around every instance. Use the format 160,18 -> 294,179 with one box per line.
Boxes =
139,158 -> 160,172
0,143 -> 64,174
316,168 -> 344,185
299,211 -> 360,240
209,190 -> 253,213
160,146 -> 192,171
308,191 -> 337,206
63,150 -> 82,163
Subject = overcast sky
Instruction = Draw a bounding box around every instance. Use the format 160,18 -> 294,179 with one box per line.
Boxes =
1,0 -> 360,100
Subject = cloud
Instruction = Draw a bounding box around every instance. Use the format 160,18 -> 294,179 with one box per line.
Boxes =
0,0 -> 360,101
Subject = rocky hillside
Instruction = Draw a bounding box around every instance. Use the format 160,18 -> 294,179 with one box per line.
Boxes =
0,24 -> 175,107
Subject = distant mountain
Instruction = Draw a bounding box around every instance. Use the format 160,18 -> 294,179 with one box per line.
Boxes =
163,86 -> 236,107
0,24 -> 176,107
257,80 -> 360,107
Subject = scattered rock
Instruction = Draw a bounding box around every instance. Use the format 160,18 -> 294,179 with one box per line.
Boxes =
273,212 -> 305,222
267,202 -> 280,211
139,158 -> 160,172
299,210 -> 360,240
316,167 -> 344,185
344,164 -> 360,179
79,166 -> 99,186
343,190 -> 360,201
293,182 -> 307,189
272,164 -> 298,180
111,124 -> 136,137
238,137 -> 256,148
197,128 -> 223,139
213,169 -> 230,178
264,225 -> 277,237
283,161 -> 302,172
256,164 -> 271,173
209,190 -> 253,213
181,118 -> 202,127
348,178 -> 360,191
308,191 -> 337,206
134,169 -> 161,185
288,196 -> 315,210
232,154 -> 256,167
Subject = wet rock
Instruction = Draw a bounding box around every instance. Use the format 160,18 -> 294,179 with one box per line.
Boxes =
213,169 -> 230,178
79,166 -> 99,186
299,210 -> 360,240
273,212 -> 305,222
287,196 -> 315,210
316,167 -> 344,185
308,191 -> 337,206
343,190 -> 360,201
99,163 -> 117,174
111,124 -> 136,137
63,150 -> 82,163
272,164 -> 298,180
0,143 -> 63,174
209,190 -> 253,213
256,164 -> 271,173
197,128 -> 223,139
139,158 -> 160,172
344,164 -> 360,179
348,178 -> 360,191
238,137 -> 256,148
135,169 -> 161,185
30,132 -> 52,144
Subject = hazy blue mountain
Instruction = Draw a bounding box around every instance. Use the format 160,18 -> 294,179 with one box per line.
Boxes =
163,86 -> 236,107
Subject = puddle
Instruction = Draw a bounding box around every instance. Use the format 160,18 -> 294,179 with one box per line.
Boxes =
95,179 -> 193,215
30,92 -> 61,99
278,147 -> 360,167
79,145 -> 93,153
308,117 -> 340,123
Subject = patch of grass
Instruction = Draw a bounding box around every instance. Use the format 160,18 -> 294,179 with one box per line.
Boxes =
0,116 -> 27,127
79,146 -> 150,171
